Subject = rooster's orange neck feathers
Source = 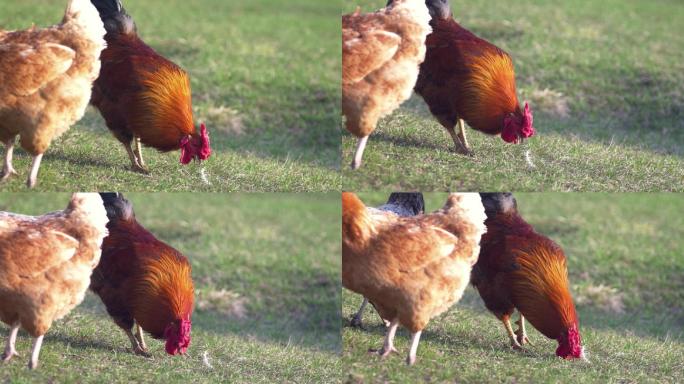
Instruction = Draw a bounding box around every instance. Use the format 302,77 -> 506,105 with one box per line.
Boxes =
461,49 -> 520,122
136,64 -> 195,140
132,251 -> 194,333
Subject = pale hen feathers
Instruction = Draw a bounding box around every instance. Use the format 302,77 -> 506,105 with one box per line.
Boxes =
65,0 -> 108,45
0,193 -> 109,337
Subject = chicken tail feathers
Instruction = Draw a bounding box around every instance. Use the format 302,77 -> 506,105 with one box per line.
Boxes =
99,192 -> 135,222
90,0 -> 136,35
382,193 -> 425,216
342,192 -> 373,248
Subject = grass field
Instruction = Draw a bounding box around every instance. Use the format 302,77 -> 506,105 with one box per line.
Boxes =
0,193 -> 342,383
0,0 -> 341,192
343,193 -> 684,383
342,0 -> 684,192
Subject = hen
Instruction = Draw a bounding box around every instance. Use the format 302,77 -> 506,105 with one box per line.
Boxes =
473,193 -> 585,360
342,0 -> 431,169
342,192 -> 486,365
415,0 -> 535,155
0,0 -> 106,188
349,192 -> 425,328
90,193 -> 194,356
90,0 -> 211,173
0,193 -> 109,369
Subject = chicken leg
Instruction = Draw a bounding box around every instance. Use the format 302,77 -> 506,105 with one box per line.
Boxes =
369,318 -> 399,358
445,119 -> 472,156
26,154 -> 44,189
351,298 -> 391,328
27,335 -> 44,370
134,323 -> 148,352
1,139 -> 18,182
502,316 -> 523,350
125,327 -> 151,357
2,323 -> 21,362
351,136 -> 369,170
123,141 -> 149,174
350,297 -> 369,328
514,315 -> 532,346
406,330 -> 423,366
457,119 -> 471,152
134,136 -> 146,167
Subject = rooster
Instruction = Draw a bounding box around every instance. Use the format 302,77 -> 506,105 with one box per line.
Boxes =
89,0 -> 211,173
343,192 -> 486,365
342,0 -> 432,169
0,0 -> 106,188
90,193 -> 194,356
473,193 -> 586,360
415,0 -> 535,155
0,193 -> 109,369
349,192 -> 425,328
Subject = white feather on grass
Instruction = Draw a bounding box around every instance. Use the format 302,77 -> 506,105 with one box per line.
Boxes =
203,351 -> 214,369
525,149 -> 536,170
200,166 -> 211,186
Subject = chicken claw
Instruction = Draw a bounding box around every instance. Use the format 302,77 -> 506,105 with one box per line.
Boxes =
515,317 -> 532,346
130,164 -> 150,175
378,346 -> 399,358
124,142 -> 150,174
350,298 -> 368,328
1,169 -> 17,182
446,121 -> 474,156
368,318 -> 400,360
126,328 -> 151,357
503,316 -> 526,351
350,314 -> 364,329
2,324 -> 21,362
1,350 -> 19,362
133,346 -> 152,358
368,346 -> 398,358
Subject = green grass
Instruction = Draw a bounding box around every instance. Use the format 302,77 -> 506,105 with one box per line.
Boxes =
343,193 -> 684,383
0,0 -> 341,192
342,0 -> 684,191
0,193 -> 342,383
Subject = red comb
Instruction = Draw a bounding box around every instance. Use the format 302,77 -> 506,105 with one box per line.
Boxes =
521,102 -> 535,138
198,123 -> 211,160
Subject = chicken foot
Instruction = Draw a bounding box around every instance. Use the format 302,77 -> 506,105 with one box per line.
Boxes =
350,297 -> 369,328
123,141 -> 149,174
125,327 -> 151,357
28,335 -> 44,370
134,323 -> 148,352
514,315 -> 532,346
446,119 -> 473,156
369,318 -> 399,358
1,139 -> 18,182
351,136 -> 369,170
1,323 -> 21,362
502,316 -> 524,350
